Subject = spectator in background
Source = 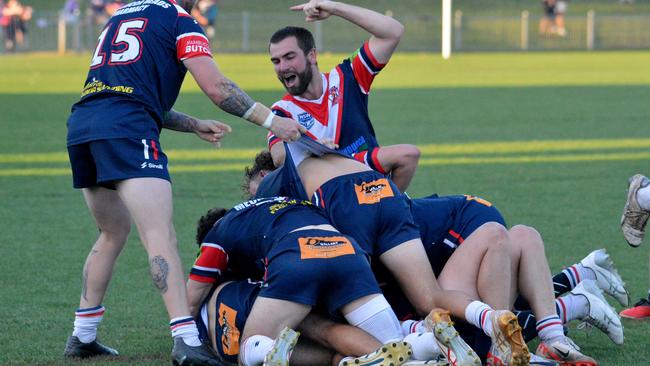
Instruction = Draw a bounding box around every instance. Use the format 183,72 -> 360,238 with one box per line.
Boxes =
191,0 -> 218,40
105,0 -> 124,17
63,0 -> 80,23
539,0 -> 567,37
88,0 -> 107,26
3,0 -> 30,51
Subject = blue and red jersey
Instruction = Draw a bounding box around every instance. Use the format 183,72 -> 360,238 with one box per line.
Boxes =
67,0 -> 212,146
189,197 -> 330,284
268,42 -> 385,167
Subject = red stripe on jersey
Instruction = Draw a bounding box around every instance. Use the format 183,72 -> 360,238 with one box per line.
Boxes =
352,54 -> 375,94
334,66 -> 345,144
176,34 -> 212,61
370,148 -> 386,174
353,150 -> 368,164
194,243 -> 228,273
362,42 -> 386,70
448,230 -> 465,244
151,140 -> 159,160
317,188 -> 325,208
283,76 -> 330,126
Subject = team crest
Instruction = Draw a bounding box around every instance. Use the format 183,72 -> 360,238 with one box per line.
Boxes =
329,86 -> 340,106
297,112 -> 315,129
298,236 -> 355,259
355,178 -> 394,204
218,303 -> 241,356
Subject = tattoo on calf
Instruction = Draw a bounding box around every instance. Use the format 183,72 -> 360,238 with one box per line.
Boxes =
150,255 -> 169,294
217,80 -> 254,117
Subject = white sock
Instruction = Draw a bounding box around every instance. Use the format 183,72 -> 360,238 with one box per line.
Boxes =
73,305 -> 105,343
404,332 -> 441,360
637,185 -> 650,211
555,294 -> 589,323
344,295 -> 403,343
400,319 -> 427,336
169,316 -> 201,347
535,315 -> 564,344
240,335 -> 275,366
464,301 -> 494,337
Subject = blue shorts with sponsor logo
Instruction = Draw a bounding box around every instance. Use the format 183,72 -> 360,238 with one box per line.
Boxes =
206,280 -> 261,365
67,138 -> 170,189
262,229 -> 380,314
413,194 -> 506,276
311,170 -> 421,257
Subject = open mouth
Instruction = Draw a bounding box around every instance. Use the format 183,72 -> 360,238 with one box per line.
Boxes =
283,74 -> 297,87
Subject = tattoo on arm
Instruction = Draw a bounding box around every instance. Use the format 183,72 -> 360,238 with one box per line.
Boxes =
216,79 -> 254,117
162,109 -> 198,133
150,255 -> 169,294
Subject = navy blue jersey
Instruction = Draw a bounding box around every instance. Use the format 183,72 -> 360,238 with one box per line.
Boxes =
67,0 -> 212,145
268,42 -> 383,159
189,197 -> 331,283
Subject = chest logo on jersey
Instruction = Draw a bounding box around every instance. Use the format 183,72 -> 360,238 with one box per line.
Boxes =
355,178 -> 394,205
328,85 -> 340,106
217,303 -> 241,356
297,112 -> 315,129
298,236 -> 355,259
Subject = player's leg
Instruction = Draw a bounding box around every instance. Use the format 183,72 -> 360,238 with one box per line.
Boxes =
64,186 -> 129,358
117,177 -> 219,365
436,222 -> 513,310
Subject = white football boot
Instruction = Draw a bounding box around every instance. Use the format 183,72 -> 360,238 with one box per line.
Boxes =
579,248 -> 629,306
570,279 -> 624,345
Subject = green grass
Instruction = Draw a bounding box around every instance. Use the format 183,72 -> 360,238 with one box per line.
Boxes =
1,51 -> 650,365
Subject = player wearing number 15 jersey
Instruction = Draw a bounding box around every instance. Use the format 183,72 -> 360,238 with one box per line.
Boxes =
63,1 -> 304,365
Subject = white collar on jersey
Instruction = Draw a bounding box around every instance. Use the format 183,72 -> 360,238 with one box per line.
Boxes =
291,73 -> 328,104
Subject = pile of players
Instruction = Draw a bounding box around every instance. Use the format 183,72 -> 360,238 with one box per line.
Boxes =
62,0 -> 635,365
185,2 -> 630,365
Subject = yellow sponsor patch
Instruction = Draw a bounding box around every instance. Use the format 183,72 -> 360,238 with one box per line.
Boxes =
298,236 -> 355,259
217,303 -> 241,356
355,178 -> 394,204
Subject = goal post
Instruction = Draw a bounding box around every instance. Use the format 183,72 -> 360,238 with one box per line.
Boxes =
442,0 -> 452,59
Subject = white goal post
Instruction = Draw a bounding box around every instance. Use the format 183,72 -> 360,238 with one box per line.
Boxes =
442,0 -> 452,59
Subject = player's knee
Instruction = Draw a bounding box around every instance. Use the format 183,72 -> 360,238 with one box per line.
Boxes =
98,221 -> 131,246
479,221 -> 510,250
509,224 -> 544,252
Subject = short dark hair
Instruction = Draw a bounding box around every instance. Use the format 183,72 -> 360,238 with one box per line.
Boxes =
241,150 -> 276,195
269,26 -> 315,55
195,207 -> 227,246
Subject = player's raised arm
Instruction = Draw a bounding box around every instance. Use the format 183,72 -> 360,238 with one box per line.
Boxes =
291,0 -> 404,64
183,56 -> 306,142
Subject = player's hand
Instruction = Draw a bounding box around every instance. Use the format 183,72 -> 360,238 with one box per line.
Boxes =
290,0 -> 336,22
271,116 -> 307,142
194,119 -> 232,148
318,138 -> 338,149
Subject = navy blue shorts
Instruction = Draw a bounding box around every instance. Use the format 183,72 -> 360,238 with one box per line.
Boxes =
311,171 -> 421,257
262,229 -> 380,314
67,138 -> 170,189
422,195 -> 506,276
212,281 -> 261,365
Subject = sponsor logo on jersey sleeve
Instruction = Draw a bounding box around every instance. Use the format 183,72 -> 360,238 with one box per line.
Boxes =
355,178 -> 394,204
298,236 -> 355,259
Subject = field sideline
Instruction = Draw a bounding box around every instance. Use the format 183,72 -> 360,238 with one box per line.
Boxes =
1,51 -> 649,365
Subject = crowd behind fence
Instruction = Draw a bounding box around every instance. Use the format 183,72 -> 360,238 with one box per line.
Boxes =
2,9 -> 650,54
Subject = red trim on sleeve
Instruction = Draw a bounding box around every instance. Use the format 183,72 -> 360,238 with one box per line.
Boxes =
362,42 -> 386,70
176,34 -> 212,61
189,273 -> 217,283
370,148 -> 387,174
334,67 -> 345,144
194,243 -> 228,272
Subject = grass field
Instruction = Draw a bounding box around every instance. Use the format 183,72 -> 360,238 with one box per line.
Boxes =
1,51 -> 650,365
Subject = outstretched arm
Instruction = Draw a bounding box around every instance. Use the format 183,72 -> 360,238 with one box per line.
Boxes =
163,109 -> 232,148
183,56 -> 306,142
291,0 -> 404,64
